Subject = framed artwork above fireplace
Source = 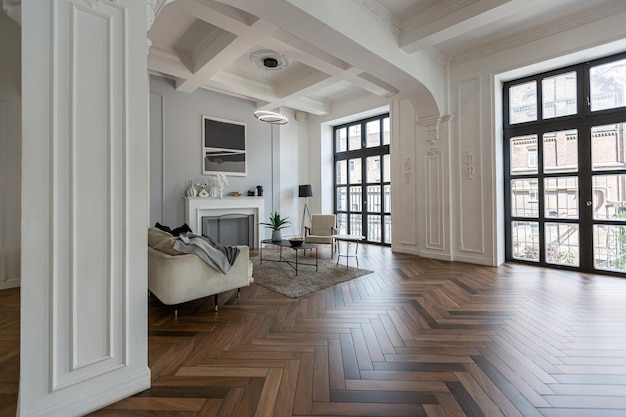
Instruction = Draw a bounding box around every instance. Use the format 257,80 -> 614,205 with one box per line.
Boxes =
202,115 -> 247,176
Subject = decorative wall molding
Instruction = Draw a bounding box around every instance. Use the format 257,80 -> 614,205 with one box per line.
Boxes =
459,243 -> 485,254
84,0 -> 102,8
425,149 -> 444,251
417,115 -> 441,145
352,0 -> 400,37
49,0 -> 129,389
457,78 -> 485,255
21,1 -> 149,414
403,0 -> 477,31
453,0 -> 626,64
464,151 -> 475,180
396,97 -> 417,247
426,147 -> 441,156
146,0 -> 157,52
422,46 -> 451,67
402,158 -> 411,183
147,0 -> 176,52
418,114 -> 455,145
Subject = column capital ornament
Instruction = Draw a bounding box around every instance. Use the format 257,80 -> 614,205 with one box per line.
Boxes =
417,114 -> 455,145
147,0 -> 177,53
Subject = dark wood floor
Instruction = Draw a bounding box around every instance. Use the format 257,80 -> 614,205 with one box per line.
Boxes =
3,244 -> 626,416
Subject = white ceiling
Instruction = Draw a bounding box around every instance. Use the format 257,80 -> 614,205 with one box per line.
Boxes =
148,0 -> 622,117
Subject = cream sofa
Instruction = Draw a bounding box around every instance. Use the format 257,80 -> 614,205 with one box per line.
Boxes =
147,228 -> 254,313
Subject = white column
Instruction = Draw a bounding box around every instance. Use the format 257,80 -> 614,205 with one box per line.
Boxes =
20,0 -> 150,416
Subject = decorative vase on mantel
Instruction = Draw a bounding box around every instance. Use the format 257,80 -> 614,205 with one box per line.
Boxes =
271,230 -> 282,242
211,187 -> 223,198
185,180 -> 197,197
198,188 -> 209,197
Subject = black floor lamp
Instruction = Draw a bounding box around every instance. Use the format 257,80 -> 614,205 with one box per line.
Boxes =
299,184 -> 313,236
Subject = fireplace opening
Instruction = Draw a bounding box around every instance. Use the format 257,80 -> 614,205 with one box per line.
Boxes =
202,214 -> 254,248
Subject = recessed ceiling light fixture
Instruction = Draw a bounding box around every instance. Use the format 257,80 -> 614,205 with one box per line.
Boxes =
250,49 -> 290,124
250,50 -> 289,70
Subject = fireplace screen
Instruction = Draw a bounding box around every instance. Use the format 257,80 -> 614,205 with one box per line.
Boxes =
202,214 -> 254,248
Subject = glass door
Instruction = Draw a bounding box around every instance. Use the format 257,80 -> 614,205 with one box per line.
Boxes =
504,53 -> 626,274
334,114 -> 391,245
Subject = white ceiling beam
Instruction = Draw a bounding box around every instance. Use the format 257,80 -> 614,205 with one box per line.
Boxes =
258,95 -> 331,116
276,71 -> 333,99
208,69 -> 331,115
267,30 -> 351,74
265,31 -> 397,98
149,46 -> 194,79
177,0 -> 255,35
399,0 -> 560,54
355,72 -> 398,97
174,4 -> 277,93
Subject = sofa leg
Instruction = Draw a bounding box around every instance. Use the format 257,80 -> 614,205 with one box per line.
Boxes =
237,288 -> 241,298
214,294 -> 219,312
174,305 -> 178,319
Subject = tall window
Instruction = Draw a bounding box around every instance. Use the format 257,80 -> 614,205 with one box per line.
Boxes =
334,114 -> 391,245
504,53 -> 626,274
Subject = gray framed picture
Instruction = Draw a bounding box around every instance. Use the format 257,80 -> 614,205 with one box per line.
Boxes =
202,115 -> 247,176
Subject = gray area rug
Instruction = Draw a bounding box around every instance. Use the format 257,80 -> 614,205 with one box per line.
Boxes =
251,255 -> 373,298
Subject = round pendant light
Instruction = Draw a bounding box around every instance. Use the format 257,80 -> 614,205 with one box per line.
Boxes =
254,110 -> 289,125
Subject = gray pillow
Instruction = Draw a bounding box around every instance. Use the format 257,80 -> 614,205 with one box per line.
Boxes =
147,228 -> 181,255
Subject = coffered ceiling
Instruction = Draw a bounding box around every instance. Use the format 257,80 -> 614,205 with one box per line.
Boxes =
148,0 -> 623,117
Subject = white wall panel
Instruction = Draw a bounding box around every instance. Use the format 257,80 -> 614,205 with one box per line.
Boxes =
457,78 -> 485,255
394,97 -> 417,247
48,0 -> 126,388
20,0 -> 150,415
0,9 -> 21,290
425,147 -> 443,250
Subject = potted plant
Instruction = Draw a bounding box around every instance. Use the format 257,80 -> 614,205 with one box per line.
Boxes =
261,211 -> 290,241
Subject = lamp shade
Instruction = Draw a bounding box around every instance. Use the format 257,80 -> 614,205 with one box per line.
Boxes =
298,184 -> 313,198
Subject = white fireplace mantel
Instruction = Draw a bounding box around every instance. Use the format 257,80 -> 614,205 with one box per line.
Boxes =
184,197 -> 265,248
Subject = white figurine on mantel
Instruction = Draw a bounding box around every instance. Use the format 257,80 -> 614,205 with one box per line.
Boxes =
194,181 -> 210,197
210,173 -> 228,198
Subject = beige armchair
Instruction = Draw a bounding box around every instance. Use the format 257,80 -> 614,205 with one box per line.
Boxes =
304,214 -> 337,256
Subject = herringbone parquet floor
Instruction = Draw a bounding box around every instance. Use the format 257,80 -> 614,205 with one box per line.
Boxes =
3,244 -> 626,416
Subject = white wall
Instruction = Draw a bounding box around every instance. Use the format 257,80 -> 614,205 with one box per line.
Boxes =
0,10 -> 21,289
149,76 -> 307,239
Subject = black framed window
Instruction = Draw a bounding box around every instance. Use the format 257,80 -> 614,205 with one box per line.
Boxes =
334,114 -> 391,245
504,52 -> 626,274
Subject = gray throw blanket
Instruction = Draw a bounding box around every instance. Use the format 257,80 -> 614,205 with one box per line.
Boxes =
173,233 -> 240,274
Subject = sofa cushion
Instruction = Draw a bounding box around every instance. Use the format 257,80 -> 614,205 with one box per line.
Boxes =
148,227 -> 181,256
155,222 -> 193,236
